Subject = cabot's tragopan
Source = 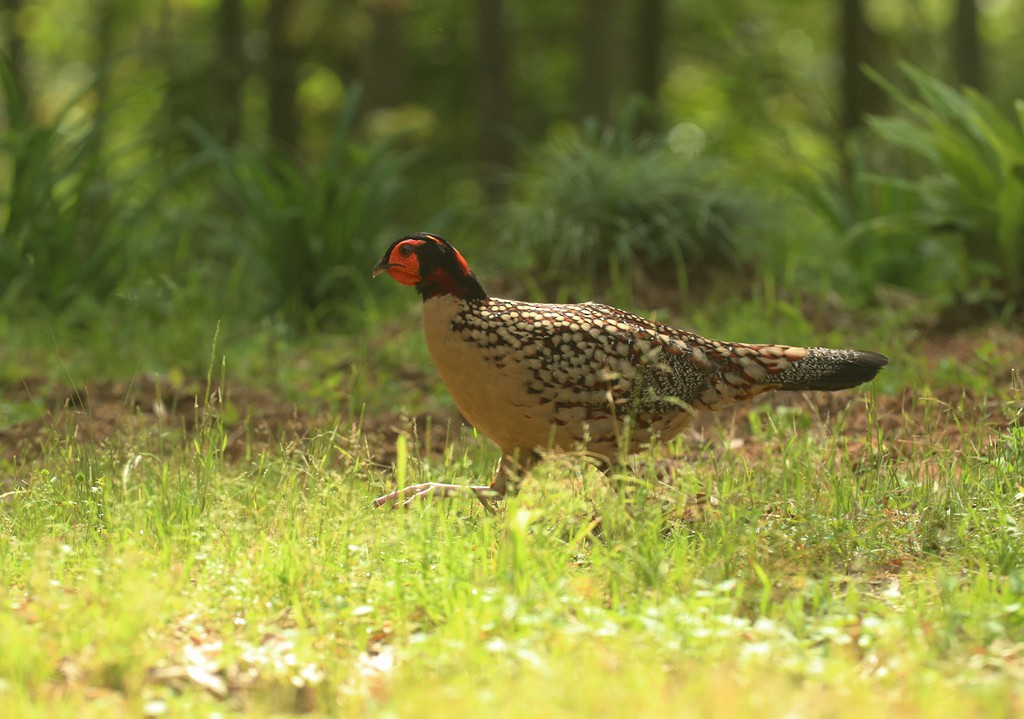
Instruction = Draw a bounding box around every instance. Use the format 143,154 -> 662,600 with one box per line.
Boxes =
373,232 -> 887,510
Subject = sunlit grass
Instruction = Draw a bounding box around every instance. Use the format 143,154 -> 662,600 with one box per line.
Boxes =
1,291 -> 1020,717
2,361 -> 1023,717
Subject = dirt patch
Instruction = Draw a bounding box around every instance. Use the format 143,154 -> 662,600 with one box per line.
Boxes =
681,383 -> 1015,474
0,375 -> 321,470
1,328 -> 1020,480
0,372 -> 463,476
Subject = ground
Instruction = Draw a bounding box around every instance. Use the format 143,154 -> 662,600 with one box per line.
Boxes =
3,324 -> 1019,476
1,321 -> 1022,717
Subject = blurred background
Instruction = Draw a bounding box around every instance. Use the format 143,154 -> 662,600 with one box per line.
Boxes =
1,0 -> 1023,379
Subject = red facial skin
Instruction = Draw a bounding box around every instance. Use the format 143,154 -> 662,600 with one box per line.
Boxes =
375,239 -> 426,286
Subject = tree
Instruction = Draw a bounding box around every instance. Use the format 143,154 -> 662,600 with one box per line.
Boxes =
215,0 -> 246,146
633,0 -> 664,131
265,0 -> 301,148
1,0 -> 30,121
579,0 -> 614,124
91,0 -> 119,160
838,0 -> 885,133
951,0 -> 984,90
362,0 -> 406,113
477,0 -> 512,197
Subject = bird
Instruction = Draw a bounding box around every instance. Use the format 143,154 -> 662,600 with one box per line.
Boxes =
372,232 -> 887,510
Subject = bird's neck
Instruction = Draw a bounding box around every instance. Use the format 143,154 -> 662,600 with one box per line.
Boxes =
417,267 -> 488,301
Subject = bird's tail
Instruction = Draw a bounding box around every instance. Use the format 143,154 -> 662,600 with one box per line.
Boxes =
770,348 -> 889,391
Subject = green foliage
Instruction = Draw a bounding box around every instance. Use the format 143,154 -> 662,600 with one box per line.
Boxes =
499,115 -> 751,294
799,137 -> 964,305
0,59 -> 148,311
861,64 -> 1024,307
191,89 -> 421,325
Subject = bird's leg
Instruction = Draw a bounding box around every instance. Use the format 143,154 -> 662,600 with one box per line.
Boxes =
487,452 -> 537,496
372,481 -> 502,513
372,455 -> 525,512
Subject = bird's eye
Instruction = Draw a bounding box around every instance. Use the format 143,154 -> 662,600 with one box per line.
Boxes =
398,244 -> 414,258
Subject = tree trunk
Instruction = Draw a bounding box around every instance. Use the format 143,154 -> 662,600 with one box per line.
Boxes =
265,0 -> 301,149
951,0 -> 984,90
90,0 -> 118,162
633,0 -> 664,132
477,0 -> 512,198
580,0 -> 614,124
363,0 -> 405,112
838,0 -> 884,133
215,0 -> 246,145
1,0 -> 30,122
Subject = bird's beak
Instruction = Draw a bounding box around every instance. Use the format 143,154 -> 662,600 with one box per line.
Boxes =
372,260 -> 392,278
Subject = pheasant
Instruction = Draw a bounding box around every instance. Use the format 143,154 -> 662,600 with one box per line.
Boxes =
372,232 -> 887,510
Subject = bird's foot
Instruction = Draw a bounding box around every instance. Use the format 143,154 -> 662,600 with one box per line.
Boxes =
373,482 -> 503,513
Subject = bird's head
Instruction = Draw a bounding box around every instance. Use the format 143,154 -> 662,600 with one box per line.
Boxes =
373,233 -> 488,301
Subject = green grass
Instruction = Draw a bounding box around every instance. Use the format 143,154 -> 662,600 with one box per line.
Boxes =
1,302 -> 1023,717
2,413 -> 1023,717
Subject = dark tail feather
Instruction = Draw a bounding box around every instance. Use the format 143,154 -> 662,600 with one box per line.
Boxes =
773,349 -> 888,392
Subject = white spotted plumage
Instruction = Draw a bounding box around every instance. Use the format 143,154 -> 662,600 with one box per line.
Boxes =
422,293 -> 877,462
372,232 -> 888,507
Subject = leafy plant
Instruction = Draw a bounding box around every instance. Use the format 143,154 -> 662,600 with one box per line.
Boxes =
0,58 -> 150,311
192,88 -> 422,325
499,113 -> 751,294
862,64 -> 1024,308
798,136 -> 964,306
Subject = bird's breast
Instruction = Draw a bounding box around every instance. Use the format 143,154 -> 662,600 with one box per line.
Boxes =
422,296 -> 550,454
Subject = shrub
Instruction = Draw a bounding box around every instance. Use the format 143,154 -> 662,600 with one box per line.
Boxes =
192,89 -> 421,325
798,137 -> 964,307
0,59 -> 149,311
498,114 -> 751,295
862,64 -> 1024,309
